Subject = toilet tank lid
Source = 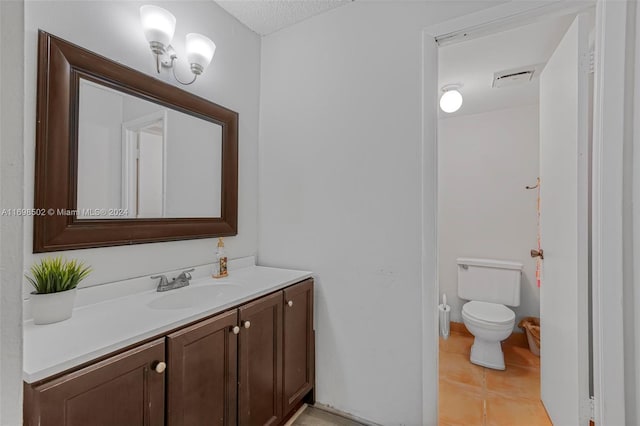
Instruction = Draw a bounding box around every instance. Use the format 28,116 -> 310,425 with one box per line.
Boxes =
456,258 -> 523,271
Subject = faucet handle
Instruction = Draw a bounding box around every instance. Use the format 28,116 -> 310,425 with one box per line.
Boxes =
179,268 -> 195,279
151,274 -> 169,286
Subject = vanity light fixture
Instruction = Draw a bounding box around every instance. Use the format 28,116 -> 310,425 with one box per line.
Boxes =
140,5 -> 216,85
440,84 -> 463,113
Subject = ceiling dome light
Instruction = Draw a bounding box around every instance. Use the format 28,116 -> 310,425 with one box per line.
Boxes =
440,84 -> 463,113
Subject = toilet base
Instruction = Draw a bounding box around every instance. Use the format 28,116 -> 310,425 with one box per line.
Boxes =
470,338 -> 506,370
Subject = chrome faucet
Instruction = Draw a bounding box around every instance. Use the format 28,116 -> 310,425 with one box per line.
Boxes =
151,268 -> 195,292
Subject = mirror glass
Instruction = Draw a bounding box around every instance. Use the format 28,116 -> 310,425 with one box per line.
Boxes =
76,78 -> 222,219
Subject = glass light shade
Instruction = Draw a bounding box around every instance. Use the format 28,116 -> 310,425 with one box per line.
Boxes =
440,89 -> 463,113
140,5 -> 176,48
186,33 -> 216,74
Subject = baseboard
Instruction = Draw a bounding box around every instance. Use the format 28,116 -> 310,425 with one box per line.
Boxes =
450,321 -> 528,348
282,403 -> 307,426
311,403 -> 382,426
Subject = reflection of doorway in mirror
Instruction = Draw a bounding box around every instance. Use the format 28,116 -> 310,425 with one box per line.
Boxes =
122,112 -> 167,218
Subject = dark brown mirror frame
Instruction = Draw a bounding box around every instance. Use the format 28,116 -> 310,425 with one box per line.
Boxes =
33,31 -> 238,253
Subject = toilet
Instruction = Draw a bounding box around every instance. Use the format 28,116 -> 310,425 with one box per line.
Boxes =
457,257 -> 523,370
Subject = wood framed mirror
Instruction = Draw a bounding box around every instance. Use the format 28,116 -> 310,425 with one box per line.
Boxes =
33,31 -> 238,252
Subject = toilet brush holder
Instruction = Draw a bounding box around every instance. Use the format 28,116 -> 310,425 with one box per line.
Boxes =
439,302 -> 451,340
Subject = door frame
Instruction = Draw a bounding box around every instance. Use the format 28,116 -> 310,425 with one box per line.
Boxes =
121,110 -> 168,218
421,1 -> 630,424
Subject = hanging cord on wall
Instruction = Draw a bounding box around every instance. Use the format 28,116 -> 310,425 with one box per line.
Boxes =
526,177 -> 542,287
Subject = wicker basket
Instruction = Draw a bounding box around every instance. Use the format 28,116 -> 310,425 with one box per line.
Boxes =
518,317 -> 540,356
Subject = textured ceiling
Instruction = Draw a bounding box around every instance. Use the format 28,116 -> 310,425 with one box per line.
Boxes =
439,14 -> 575,118
215,0 -> 352,36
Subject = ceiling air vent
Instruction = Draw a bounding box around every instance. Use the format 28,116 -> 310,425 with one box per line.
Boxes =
492,64 -> 544,88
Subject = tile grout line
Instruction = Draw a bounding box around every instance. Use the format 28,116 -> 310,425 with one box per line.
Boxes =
482,366 -> 488,426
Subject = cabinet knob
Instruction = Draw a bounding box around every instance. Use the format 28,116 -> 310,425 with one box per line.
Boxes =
242,320 -> 251,329
231,326 -> 240,335
154,361 -> 166,374
287,300 -> 294,307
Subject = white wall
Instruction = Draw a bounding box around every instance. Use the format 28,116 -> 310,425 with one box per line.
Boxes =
23,1 -> 261,297
137,131 -> 164,217
0,1 -> 24,424
257,1 -> 501,424
77,82 -> 124,214
165,109 -> 222,217
438,104 -> 540,329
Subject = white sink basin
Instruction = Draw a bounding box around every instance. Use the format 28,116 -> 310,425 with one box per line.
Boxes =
147,284 -> 244,310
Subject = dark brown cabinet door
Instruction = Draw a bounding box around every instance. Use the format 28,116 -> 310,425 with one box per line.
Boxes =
282,279 -> 315,417
166,309 -> 238,426
25,338 -> 165,426
238,291 -> 283,426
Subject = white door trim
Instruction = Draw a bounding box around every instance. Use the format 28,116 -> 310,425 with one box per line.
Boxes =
421,1 -> 628,424
420,29 -> 439,425
590,0 -> 630,424
431,0 -> 594,46
121,110 -> 168,218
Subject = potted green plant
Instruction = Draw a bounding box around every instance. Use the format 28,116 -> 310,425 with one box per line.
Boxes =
26,257 -> 92,325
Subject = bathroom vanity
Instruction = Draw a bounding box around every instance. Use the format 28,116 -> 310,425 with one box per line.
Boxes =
25,31 -> 314,425
23,263 -> 315,426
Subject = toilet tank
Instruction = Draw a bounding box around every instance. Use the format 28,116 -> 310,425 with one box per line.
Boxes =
457,258 -> 523,307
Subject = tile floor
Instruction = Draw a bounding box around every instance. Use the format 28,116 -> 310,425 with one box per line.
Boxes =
287,331 -> 548,426
439,330 -> 552,426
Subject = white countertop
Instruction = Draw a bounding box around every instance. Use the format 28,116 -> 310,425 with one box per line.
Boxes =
23,263 -> 312,383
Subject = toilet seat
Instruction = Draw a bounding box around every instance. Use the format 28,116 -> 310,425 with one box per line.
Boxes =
462,301 -> 515,326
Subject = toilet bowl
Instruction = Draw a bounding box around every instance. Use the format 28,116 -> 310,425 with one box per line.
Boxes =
462,300 -> 515,370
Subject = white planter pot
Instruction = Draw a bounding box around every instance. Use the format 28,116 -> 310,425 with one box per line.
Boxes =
30,289 -> 77,325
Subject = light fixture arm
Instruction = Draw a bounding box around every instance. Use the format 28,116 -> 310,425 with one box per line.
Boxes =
167,57 -> 198,85
154,46 -> 198,85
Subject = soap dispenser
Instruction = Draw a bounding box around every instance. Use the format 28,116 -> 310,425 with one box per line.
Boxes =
212,237 -> 228,278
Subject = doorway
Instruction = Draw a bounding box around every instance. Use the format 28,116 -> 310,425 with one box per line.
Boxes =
122,111 -> 167,218
433,9 -> 594,425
